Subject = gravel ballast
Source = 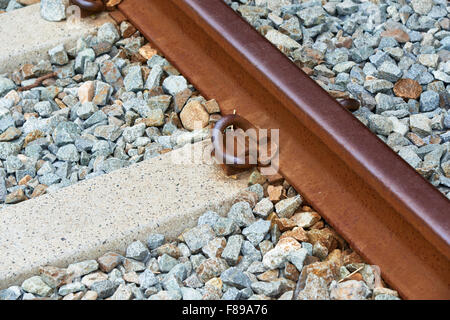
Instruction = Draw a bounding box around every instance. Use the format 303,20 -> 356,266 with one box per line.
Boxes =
227,0 -> 450,199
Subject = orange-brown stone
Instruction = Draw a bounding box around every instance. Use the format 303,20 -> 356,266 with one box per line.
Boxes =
407,132 -> 425,147
284,262 -> 300,281
307,228 -> 339,252
343,251 -> 365,265
274,217 -> 297,232
393,79 -> 422,99
267,185 -> 283,202
31,184 -> 48,198
18,175 -> 32,186
139,44 -> 158,60
280,226 -> 309,242
381,28 -> 410,43
257,269 -> 279,282
303,260 -> 340,285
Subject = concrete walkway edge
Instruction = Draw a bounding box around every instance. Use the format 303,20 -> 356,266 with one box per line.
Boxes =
0,3 -> 113,74
0,140 -> 248,288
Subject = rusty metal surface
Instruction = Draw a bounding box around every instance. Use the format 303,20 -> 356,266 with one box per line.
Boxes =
211,114 -> 278,173
70,0 -> 105,16
118,0 -> 450,299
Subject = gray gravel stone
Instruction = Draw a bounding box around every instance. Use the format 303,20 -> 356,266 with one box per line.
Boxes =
375,294 -> 402,300
411,0 -> 433,16
419,91 -> 440,112
145,65 -> 163,90
242,219 -> 271,246
332,61 -> 356,74
21,276 -> 52,297
94,125 -> 122,141
162,274 -> 183,292
297,6 -> 326,27
279,17 -> 302,41
75,49 -> 95,74
220,267 -> 252,289
168,263 -> 188,282
241,240 -> 262,262
21,293 -> 35,300
182,224 -> 216,253
364,79 -> 394,94
40,0 -> 68,22
6,0 -> 23,11
0,77 -> 16,97
124,65 -> 143,92
139,269 -> 159,289
56,144 -> 79,162
247,261 -> 266,274
275,195 -> 302,218
398,146 -> 422,168
58,282 -> 86,296
379,37 -> 399,50
368,114 -> 393,136
97,22 -> 120,45
198,211 -> 221,227
147,234 -> 165,249
90,280 -> 116,299
222,287 -> 241,300
39,173 -> 61,186
126,240 -> 149,261
48,44 -> 69,66
34,101 -> 53,118
83,61 -> 99,81
53,122 -> 80,146
213,216 -> 238,237
0,286 -> 21,300
181,287 -> 202,300
221,234 -> 244,266
336,0 -> 359,15
183,273 -> 203,289
410,114 -> 432,136
162,76 -> 188,96
158,254 -> 179,273
67,260 -> 99,277
369,51 -> 392,68
122,123 -> 146,143
0,142 -> 21,160
287,248 -> 308,271
253,197 -> 274,218
377,61 -> 402,82
375,93 -> 395,114
148,290 -> 181,300
227,201 -> 256,227
77,102 -> 98,120
251,281 -> 283,298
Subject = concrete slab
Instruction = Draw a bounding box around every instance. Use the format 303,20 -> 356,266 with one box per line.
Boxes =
0,3 -> 114,74
0,140 -> 249,288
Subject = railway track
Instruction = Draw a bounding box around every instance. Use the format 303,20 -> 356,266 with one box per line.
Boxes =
0,0 -> 448,300
98,0 -> 450,299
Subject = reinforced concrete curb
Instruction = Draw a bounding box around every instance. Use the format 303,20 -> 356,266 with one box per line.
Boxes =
0,140 -> 249,288
0,3 -> 113,74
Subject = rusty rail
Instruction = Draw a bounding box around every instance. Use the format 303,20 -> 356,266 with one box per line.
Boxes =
117,0 -> 450,299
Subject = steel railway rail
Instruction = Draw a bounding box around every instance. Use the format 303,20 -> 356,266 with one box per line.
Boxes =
76,0 -> 449,299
